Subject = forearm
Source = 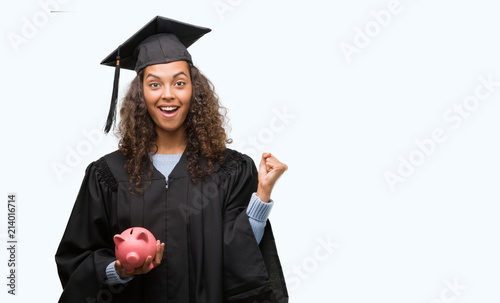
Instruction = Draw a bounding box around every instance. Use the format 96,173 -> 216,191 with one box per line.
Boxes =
246,192 -> 274,243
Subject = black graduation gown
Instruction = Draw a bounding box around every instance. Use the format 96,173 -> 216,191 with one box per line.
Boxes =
55,148 -> 288,303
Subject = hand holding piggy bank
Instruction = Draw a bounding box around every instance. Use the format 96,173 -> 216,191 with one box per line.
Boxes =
113,227 -> 159,274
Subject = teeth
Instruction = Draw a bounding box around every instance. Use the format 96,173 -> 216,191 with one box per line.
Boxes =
160,106 -> 178,111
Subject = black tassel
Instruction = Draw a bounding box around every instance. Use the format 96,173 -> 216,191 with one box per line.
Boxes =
104,47 -> 121,134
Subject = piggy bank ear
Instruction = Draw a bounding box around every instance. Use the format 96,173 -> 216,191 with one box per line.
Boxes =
136,231 -> 149,243
114,235 -> 125,246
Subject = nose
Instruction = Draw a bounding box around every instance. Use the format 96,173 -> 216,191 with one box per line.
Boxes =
161,86 -> 174,100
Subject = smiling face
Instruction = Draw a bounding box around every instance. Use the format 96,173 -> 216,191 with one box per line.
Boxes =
142,61 -> 192,137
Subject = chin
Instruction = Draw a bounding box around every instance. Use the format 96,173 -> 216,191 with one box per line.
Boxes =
155,123 -> 185,134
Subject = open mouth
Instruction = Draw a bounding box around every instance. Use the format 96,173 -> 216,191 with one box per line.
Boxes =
159,106 -> 179,113
158,106 -> 180,117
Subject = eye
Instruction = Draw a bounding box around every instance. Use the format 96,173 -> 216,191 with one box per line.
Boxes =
149,82 -> 160,88
174,80 -> 186,87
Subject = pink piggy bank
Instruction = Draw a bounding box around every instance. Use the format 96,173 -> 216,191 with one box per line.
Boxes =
113,227 -> 157,273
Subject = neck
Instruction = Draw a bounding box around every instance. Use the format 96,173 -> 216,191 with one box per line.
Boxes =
153,125 -> 187,155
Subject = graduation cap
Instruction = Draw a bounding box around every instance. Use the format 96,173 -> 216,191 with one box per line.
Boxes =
100,16 -> 211,134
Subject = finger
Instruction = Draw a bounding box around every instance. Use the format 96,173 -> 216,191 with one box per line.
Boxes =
265,164 -> 287,183
115,260 -> 127,273
153,241 -> 162,266
142,256 -> 153,272
265,155 -> 279,165
265,158 -> 278,172
266,157 -> 287,172
158,242 -> 165,262
114,260 -> 122,273
265,154 -> 281,165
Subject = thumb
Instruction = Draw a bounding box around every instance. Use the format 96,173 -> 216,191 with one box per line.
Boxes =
259,153 -> 268,173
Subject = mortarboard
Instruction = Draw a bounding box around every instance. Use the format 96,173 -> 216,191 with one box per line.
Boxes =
100,16 -> 211,134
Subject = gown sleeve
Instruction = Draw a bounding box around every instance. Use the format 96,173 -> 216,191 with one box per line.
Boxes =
221,151 -> 288,303
55,159 -> 117,303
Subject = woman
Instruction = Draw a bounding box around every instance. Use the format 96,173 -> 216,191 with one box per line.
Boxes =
55,16 -> 289,303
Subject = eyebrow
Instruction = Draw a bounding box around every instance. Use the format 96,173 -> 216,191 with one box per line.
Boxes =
173,71 -> 188,79
145,71 -> 188,80
145,73 -> 161,80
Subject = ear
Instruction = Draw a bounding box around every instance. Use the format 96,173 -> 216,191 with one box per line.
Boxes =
114,235 -> 125,246
136,231 -> 149,243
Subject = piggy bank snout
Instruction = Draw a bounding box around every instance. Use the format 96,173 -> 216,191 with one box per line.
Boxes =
126,252 -> 140,265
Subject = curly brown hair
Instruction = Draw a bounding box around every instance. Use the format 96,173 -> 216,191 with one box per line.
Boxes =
117,62 -> 232,194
